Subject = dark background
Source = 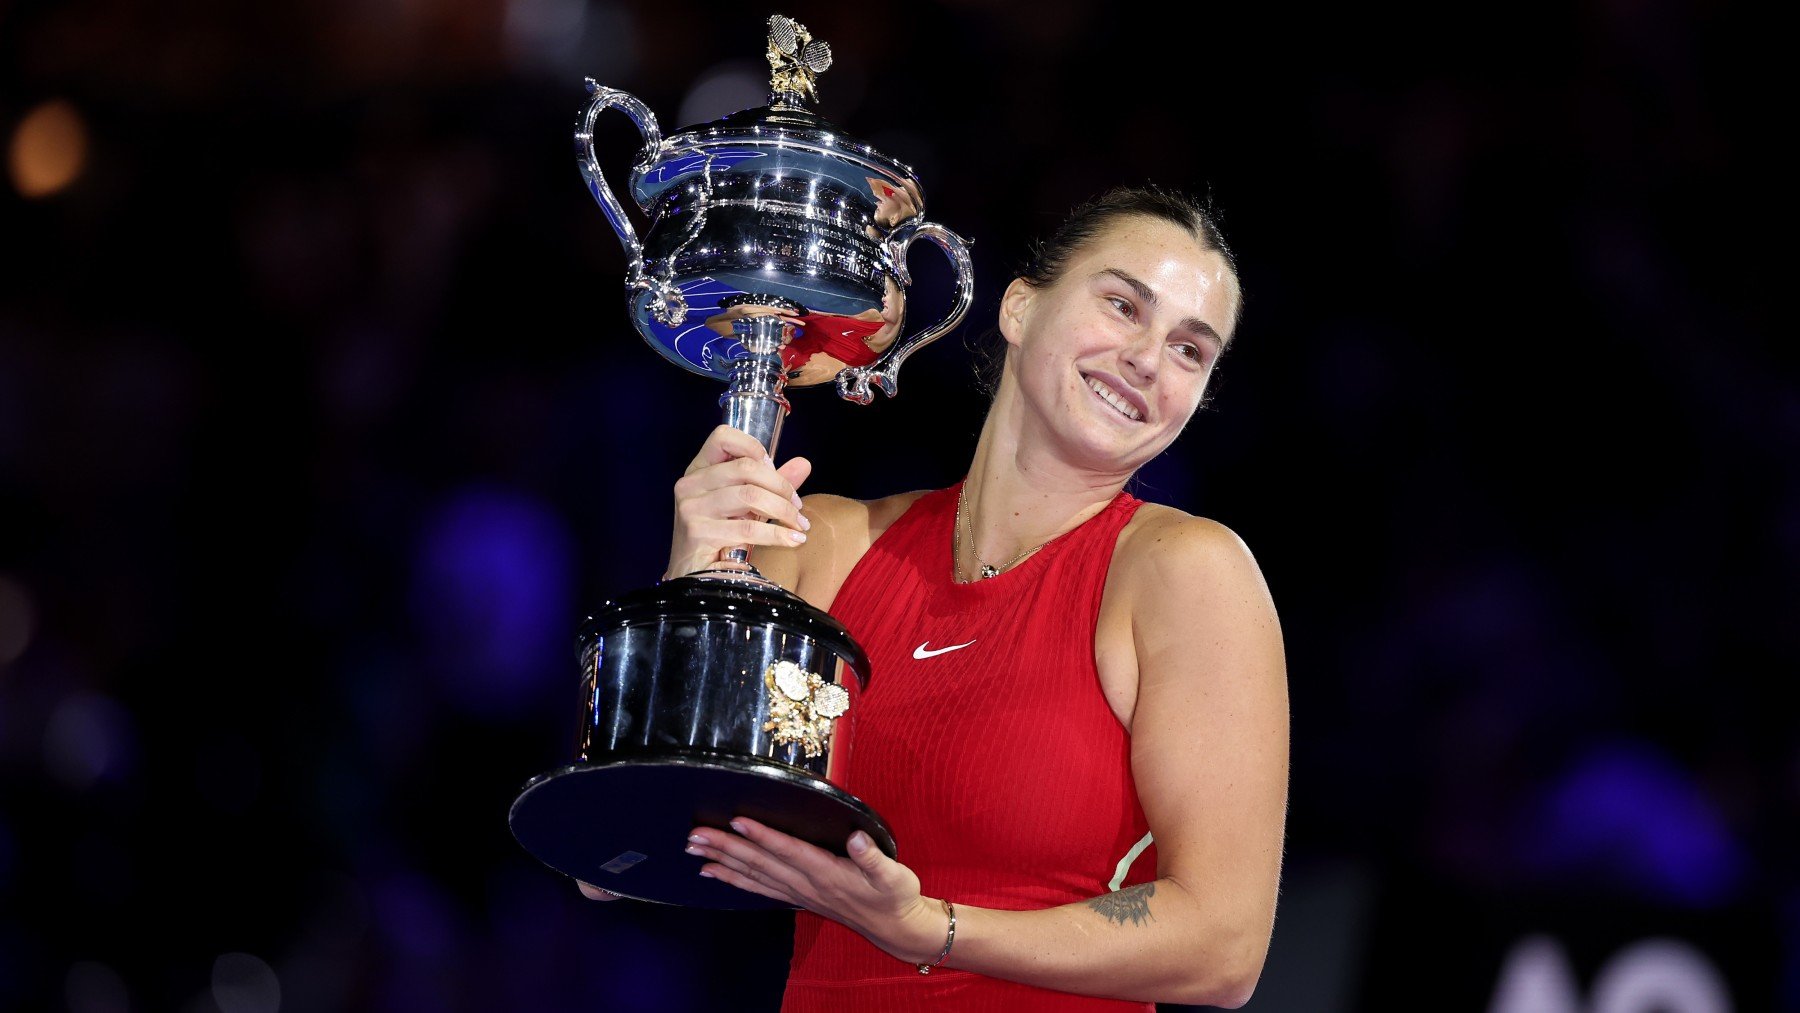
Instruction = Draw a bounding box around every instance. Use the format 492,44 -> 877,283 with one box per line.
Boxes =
0,0 -> 1791,1010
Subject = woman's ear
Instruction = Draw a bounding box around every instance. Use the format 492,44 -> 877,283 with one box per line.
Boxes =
997,277 -> 1036,348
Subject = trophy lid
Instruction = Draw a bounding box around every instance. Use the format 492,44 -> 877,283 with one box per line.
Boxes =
633,15 -> 921,203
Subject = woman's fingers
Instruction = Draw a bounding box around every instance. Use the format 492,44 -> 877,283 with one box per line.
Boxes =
684,424 -> 771,474
682,427 -> 811,501
576,880 -> 625,902
675,463 -> 810,532
697,862 -> 798,906
776,456 -> 813,499
666,424 -> 817,577
682,508 -> 808,551
687,824 -> 816,896
726,817 -> 823,867
687,820 -> 929,964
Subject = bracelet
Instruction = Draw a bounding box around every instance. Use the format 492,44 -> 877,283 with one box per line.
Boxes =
915,898 -> 956,975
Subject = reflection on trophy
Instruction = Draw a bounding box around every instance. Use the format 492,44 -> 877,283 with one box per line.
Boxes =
508,15 -> 974,909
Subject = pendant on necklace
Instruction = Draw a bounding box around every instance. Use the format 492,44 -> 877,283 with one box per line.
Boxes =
979,564 -> 1000,580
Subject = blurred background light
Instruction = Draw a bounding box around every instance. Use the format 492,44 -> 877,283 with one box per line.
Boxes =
64,961 -> 130,1013
1489,935 -> 1581,1013
677,60 -> 769,128
42,693 -> 136,791
211,952 -> 281,1013
504,0 -> 586,72
505,0 -> 637,80
409,485 -> 575,716
7,99 -> 89,199
0,815 -> 13,893
0,574 -> 34,667
1588,938 -> 1731,1013
1529,739 -> 1748,908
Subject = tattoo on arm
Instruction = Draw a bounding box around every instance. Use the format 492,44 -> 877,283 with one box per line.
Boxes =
1085,883 -> 1155,926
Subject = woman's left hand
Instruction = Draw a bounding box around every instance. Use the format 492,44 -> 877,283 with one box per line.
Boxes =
687,818 -> 945,965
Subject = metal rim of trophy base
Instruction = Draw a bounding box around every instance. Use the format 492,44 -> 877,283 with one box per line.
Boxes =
509,751 -> 898,910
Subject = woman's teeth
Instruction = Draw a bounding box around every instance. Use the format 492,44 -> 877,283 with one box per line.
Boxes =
1086,375 -> 1143,421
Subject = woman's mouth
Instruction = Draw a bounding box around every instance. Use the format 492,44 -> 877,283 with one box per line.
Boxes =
1083,373 -> 1144,422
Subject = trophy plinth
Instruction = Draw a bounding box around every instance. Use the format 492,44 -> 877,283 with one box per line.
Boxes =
509,14 -> 972,909
509,575 -> 895,909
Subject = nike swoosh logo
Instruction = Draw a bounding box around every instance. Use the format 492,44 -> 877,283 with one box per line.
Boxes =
913,639 -> 977,660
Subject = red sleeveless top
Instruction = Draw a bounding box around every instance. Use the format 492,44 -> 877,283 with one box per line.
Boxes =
783,482 -> 1156,1012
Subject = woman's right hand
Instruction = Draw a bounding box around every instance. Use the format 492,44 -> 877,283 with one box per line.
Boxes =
666,425 -> 813,580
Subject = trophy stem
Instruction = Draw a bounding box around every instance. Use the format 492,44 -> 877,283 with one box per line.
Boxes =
718,313 -> 794,568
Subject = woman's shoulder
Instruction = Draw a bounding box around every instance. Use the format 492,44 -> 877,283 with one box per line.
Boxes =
1112,500 -> 1268,602
800,489 -> 933,542
789,489 -> 934,610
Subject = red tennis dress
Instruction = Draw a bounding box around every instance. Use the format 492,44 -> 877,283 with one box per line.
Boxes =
782,482 -> 1156,1012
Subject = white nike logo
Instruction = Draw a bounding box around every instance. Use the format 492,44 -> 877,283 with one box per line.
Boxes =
913,639 -> 977,660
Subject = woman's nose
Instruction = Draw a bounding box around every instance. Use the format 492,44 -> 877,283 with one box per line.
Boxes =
1119,333 -> 1160,387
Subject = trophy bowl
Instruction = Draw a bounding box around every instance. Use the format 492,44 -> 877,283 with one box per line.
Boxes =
509,14 -> 972,909
571,16 -> 972,402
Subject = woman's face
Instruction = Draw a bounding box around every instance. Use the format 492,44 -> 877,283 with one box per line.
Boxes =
998,215 -> 1240,473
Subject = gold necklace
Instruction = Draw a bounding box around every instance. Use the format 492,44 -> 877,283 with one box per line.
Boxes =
954,484 -> 1053,581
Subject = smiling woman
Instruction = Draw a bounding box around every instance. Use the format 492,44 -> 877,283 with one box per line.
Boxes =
598,186 -> 1288,1012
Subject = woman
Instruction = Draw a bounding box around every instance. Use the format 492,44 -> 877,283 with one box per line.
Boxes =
586,187 -> 1288,1010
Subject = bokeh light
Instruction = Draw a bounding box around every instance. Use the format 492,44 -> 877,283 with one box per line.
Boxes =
1529,740 -> 1748,908
677,61 -> 769,128
0,574 -> 34,667
63,961 -> 129,1013
410,485 -> 576,716
211,952 -> 281,1013
42,693 -> 136,791
7,99 -> 89,199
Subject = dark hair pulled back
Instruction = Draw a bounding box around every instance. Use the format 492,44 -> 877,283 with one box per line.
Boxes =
970,184 -> 1239,398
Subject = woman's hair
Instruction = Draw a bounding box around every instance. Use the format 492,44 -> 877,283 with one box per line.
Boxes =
970,184 -> 1239,397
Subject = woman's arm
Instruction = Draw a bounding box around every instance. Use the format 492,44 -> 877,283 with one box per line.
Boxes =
687,515 -> 1289,1007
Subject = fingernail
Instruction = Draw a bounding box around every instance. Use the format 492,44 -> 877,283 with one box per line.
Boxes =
685,846 -> 703,856
688,833 -> 706,844
791,492 -> 804,510
790,530 -> 807,543
699,870 -> 715,879
798,514 -> 812,531
849,831 -> 870,853
765,455 -> 774,466
729,819 -> 747,834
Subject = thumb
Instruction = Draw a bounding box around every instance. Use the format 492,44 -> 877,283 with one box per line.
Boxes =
846,831 -> 890,880
779,455 -> 813,492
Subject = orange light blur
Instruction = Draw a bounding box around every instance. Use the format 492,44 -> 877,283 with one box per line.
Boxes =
8,99 -> 89,198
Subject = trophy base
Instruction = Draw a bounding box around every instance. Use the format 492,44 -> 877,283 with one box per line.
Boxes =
509,751 -> 897,910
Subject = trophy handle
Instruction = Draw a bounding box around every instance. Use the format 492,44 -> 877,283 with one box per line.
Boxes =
576,80 -> 685,323
835,221 -> 975,405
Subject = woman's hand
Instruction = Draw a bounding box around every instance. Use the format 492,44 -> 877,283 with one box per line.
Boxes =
686,817 -> 945,965
575,880 -> 626,902
667,425 -> 813,579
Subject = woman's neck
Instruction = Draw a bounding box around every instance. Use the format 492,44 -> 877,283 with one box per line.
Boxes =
956,389 -> 1132,581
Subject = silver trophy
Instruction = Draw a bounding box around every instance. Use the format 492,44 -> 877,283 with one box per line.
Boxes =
509,15 -> 974,909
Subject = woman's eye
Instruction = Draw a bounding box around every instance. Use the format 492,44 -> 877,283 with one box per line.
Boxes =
1107,296 -> 1135,318
1173,343 -> 1203,362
